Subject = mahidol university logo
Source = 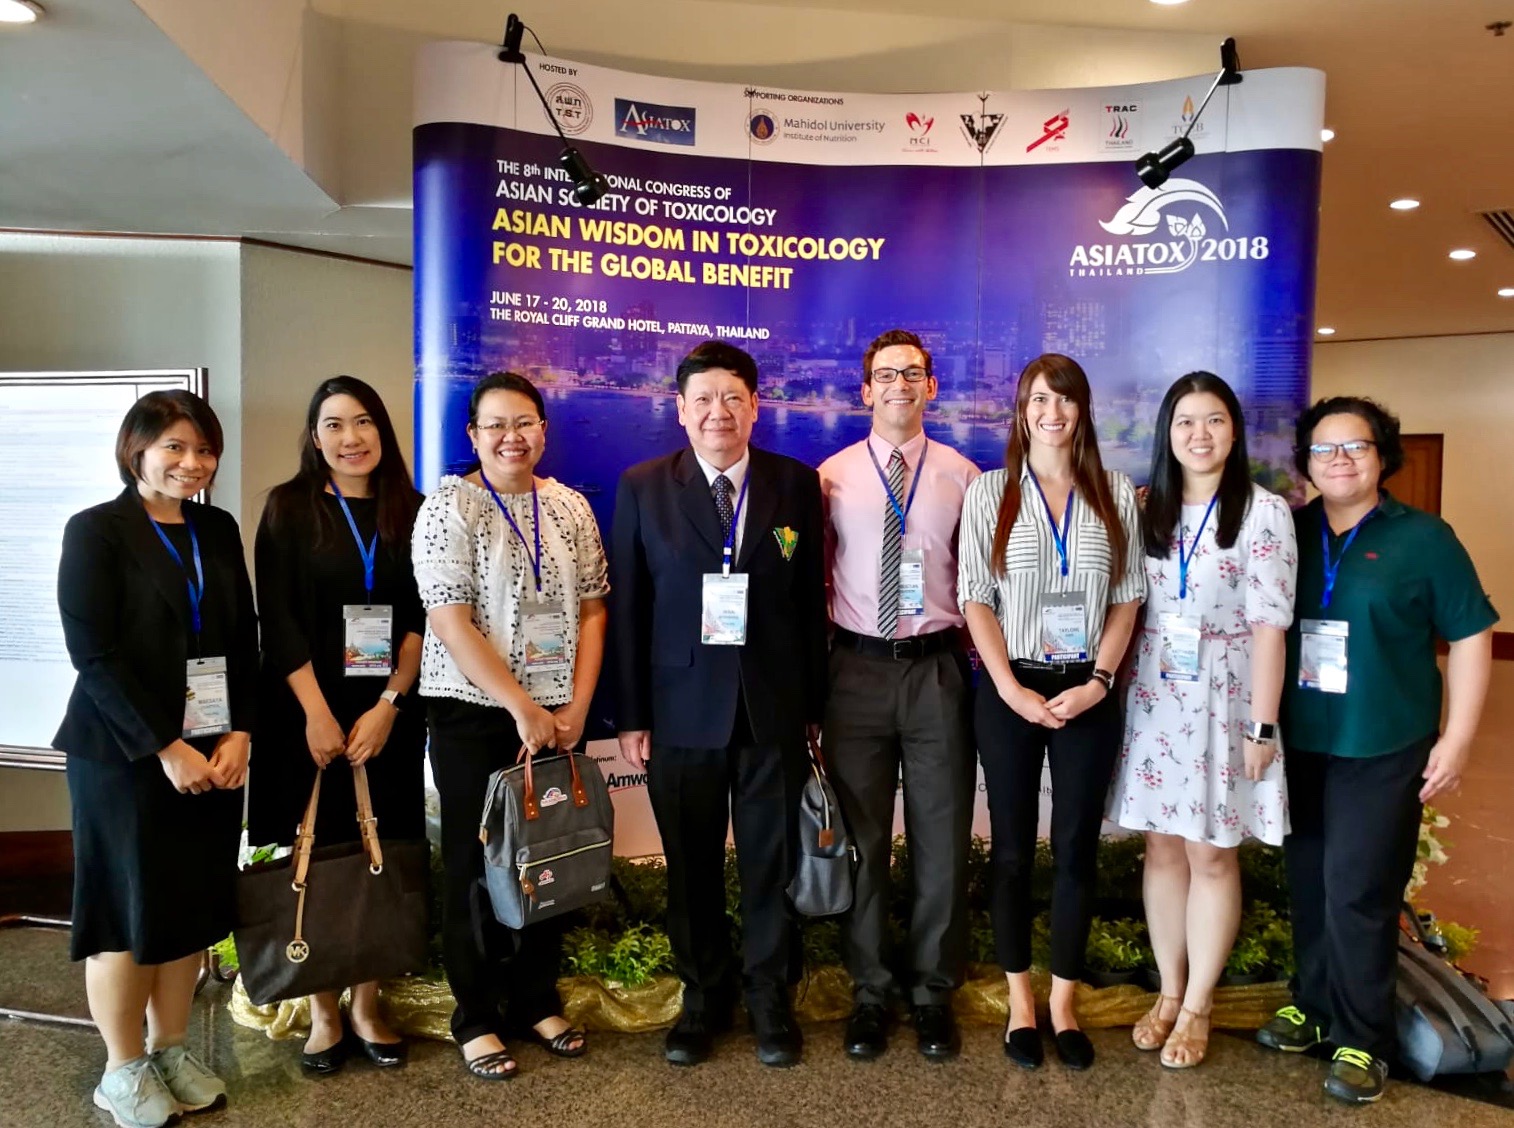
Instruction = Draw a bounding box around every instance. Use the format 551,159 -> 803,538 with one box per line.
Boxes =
1068,177 -> 1271,277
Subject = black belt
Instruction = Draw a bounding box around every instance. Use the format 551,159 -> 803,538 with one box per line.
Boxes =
832,626 -> 959,662
1010,658 -> 1095,676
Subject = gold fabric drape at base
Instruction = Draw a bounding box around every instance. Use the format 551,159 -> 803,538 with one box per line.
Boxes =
228,966 -> 1289,1042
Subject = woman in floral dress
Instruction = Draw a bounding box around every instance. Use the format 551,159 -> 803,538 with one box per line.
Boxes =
1107,372 -> 1297,1069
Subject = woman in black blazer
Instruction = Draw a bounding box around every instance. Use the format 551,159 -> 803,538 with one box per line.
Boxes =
53,391 -> 256,1128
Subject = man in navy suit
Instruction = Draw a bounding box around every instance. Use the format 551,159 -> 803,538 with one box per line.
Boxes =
611,341 -> 827,1067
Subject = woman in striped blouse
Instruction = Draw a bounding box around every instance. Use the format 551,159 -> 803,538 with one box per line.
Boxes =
958,353 -> 1144,1072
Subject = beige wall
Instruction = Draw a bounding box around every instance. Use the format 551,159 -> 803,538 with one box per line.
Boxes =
1312,332 -> 1514,618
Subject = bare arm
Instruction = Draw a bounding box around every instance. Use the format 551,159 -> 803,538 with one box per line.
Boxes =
428,603 -> 556,752
964,600 -> 1062,728
553,597 -> 607,750
1420,628 -> 1494,801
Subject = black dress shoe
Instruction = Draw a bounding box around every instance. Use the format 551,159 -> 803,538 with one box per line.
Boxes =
358,1037 -> 407,1068
301,1030 -> 353,1075
844,1003 -> 891,1060
665,1010 -> 716,1066
1003,1023 -> 1044,1070
1053,1028 -> 1095,1071
751,1004 -> 803,1068
913,1004 -> 961,1060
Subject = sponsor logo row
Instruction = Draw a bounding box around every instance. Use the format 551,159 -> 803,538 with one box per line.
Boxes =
544,83 -> 1210,155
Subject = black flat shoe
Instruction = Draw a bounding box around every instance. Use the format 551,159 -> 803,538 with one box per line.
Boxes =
1053,1028 -> 1095,1071
1003,1021 -> 1044,1070
301,1030 -> 353,1075
358,1037 -> 407,1068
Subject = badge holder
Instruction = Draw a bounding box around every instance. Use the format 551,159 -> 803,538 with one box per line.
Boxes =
184,656 -> 232,738
701,573 -> 750,645
1299,618 -> 1349,694
1158,613 -> 1202,682
1040,590 -> 1088,662
897,543 -> 925,618
342,605 -> 394,676
521,601 -> 571,672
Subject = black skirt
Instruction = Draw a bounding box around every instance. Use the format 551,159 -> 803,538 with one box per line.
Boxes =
67,753 -> 242,964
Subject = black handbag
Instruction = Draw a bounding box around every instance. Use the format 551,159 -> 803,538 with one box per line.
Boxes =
234,765 -> 430,1005
786,738 -> 856,918
1395,904 -> 1514,1081
480,748 -> 614,930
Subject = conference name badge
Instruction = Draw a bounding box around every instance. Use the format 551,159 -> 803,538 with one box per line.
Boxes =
898,544 -> 925,616
521,601 -> 571,673
1040,591 -> 1088,662
183,656 -> 231,738
1158,613 -> 1202,682
701,572 -> 749,645
342,604 -> 394,676
772,526 -> 798,562
1298,618 -> 1349,694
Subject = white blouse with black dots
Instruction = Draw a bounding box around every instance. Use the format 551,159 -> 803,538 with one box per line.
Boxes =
413,475 -> 610,708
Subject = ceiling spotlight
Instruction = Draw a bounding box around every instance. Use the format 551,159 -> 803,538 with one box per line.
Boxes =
1134,37 -> 1240,188
1388,198 -> 1420,211
1449,249 -> 1477,261
1320,128 -> 1335,143
1498,287 -> 1514,298
0,0 -> 43,23
1317,327 -> 1337,336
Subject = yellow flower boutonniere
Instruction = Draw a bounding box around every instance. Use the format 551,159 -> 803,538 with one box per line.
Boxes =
773,526 -> 799,561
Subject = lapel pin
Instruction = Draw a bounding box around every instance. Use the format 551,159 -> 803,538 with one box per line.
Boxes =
773,526 -> 798,561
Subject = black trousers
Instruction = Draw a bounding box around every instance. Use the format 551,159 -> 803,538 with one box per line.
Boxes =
976,663 -> 1120,981
1284,735 -> 1434,1060
646,699 -> 806,1015
824,643 -> 974,1007
427,697 -> 566,1046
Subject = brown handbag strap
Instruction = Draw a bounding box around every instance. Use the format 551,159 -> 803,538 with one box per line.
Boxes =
521,746 -> 540,821
808,735 -> 829,777
568,750 -> 589,808
291,770 -> 322,891
351,763 -> 384,873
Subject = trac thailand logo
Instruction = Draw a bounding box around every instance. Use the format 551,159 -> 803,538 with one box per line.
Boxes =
614,98 -> 697,146
545,83 -> 592,136
904,111 -> 936,151
1026,109 -> 1069,153
748,108 -> 778,145
1102,102 -> 1138,152
1068,177 -> 1271,277
960,93 -> 1005,154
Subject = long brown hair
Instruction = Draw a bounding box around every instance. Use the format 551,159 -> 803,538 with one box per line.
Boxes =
989,354 -> 1127,584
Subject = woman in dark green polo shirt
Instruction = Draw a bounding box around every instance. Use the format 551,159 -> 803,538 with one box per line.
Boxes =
1257,396 -> 1497,1105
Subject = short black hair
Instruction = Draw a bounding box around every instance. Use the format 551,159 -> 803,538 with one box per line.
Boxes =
115,390 -> 224,487
676,340 -> 758,394
863,329 -> 932,381
469,371 -> 546,425
1293,395 -> 1404,480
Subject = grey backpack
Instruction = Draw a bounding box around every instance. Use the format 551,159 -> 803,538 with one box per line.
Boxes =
1395,906 -> 1514,1081
479,750 -> 615,929
786,741 -> 856,918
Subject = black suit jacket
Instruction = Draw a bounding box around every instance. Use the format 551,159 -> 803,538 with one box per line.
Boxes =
610,445 -> 828,750
52,488 -> 259,763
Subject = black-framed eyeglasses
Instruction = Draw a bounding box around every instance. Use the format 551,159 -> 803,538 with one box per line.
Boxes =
870,367 -> 930,384
1307,440 -> 1376,462
474,419 -> 544,436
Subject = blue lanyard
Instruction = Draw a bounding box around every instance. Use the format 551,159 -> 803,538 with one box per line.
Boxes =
1178,495 -> 1218,601
1027,469 -> 1074,577
150,518 -> 205,637
329,481 -> 379,601
482,471 -> 544,593
1320,507 -> 1377,610
867,438 -> 928,536
719,472 -> 751,576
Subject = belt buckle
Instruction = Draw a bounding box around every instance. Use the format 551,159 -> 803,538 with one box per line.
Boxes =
891,639 -> 913,661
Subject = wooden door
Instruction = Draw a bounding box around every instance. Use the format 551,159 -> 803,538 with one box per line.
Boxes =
1394,433 -> 1443,515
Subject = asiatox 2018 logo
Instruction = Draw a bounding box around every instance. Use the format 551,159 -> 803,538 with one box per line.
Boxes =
1068,178 -> 1271,277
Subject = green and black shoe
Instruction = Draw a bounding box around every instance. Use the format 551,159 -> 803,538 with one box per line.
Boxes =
1324,1047 -> 1387,1104
1255,1005 -> 1326,1053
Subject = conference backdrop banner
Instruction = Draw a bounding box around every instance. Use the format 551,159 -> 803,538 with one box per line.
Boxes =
414,43 -> 1325,855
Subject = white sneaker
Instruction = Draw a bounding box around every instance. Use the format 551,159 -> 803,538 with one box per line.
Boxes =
92,1055 -> 179,1128
152,1044 -> 227,1112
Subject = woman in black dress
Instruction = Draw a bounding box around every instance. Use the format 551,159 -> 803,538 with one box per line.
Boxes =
247,376 -> 425,1074
55,391 -> 256,1128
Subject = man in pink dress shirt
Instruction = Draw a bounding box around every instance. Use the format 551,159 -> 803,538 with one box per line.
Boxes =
817,328 -> 981,1061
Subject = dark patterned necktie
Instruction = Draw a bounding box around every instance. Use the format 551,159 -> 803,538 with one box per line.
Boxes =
877,449 -> 905,638
712,473 -> 735,547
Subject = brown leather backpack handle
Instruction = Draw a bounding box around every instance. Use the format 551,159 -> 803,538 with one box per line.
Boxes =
569,751 -> 589,808
521,746 -> 540,821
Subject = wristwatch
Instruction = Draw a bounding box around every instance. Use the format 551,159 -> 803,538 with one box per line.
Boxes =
380,688 -> 405,711
1089,668 -> 1115,693
1244,721 -> 1277,745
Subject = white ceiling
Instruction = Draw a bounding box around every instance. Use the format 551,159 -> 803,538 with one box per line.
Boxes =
1,0 -> 1511,341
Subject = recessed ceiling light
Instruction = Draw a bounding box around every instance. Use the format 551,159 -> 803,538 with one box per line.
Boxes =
1317,327 -> 1336,336
0,0 -> 43,23
1149,0 -> 1191,5
1389,198 -> 1420,211
1320,128 -> 1335,143
1499,287 -> 1514,298
1449,249 -> 1477,261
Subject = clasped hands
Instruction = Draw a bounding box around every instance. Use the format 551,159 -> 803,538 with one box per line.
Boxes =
158,731 -> 249,794
997,677 -> 1107,728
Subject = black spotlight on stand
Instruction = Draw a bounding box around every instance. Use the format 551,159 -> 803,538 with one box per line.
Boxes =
1135,37 -> 1242,189
498,13 -> 609,205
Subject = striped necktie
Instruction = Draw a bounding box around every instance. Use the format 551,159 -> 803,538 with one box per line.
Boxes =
877,448 -> 905,638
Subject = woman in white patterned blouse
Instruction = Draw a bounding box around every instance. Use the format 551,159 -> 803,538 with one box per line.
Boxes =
412,372 -> 609,1080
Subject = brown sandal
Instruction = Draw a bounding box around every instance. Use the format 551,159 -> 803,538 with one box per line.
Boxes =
1132,995 -> 1181,1051
1160,1008 -> 1211,1069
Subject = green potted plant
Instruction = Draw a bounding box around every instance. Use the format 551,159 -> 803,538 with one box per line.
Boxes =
1220,915 -> 1273,986
1083,917 -> 1151,988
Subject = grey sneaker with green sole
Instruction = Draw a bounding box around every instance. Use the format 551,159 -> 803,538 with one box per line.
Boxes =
1255,1005 -> 1327,1052
1325,1046 -> 1388,1104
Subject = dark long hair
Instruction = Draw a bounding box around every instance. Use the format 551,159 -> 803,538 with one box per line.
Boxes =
1143,372 -> 1252,558
262,376 -> 421,553
990,354 -> 1127,584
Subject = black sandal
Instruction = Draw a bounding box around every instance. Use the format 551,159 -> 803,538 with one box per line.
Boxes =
461,1047 -> 518,1080
528,1026 -> 588,1058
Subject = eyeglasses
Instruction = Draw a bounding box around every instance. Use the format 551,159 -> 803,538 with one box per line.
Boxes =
870,367 -> 930,384
1307,440 -> 1376,462
474,419 -> 544,436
